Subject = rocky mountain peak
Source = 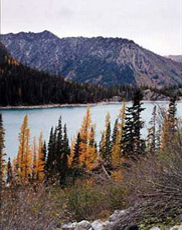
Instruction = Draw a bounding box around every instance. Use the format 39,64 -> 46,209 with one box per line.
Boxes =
1,31 -> 182,87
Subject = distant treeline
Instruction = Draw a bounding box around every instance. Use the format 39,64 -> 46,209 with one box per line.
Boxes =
0,48 -> 137,106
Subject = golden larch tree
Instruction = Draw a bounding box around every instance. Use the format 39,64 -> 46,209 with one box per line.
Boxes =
76,107 -> 98,170
111,103 -> 126,168
17,115 -> 32,183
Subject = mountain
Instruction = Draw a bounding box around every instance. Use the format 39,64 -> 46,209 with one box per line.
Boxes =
1,30 -> 182,87
166,55 -> 182,63
1,42 -> 125,106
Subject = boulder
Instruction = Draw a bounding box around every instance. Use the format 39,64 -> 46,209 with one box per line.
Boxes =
75,220 -> 92,230
108,210 -> 126,222
149,227 -> 161,230
91,220 -> 105,230
61,222 -> 75,230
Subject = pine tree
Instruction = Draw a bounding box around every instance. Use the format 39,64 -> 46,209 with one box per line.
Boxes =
6,158 -> 13,184
69,135 -> 76,167
56,116 -> 63,178
122,90 -> 145,160
59,124 -> 70,185
46,119 -> 71,184
72,133 -> 82,169
147,105 -> 157,153
46,127 -> 55,180
42,141 -> 47,173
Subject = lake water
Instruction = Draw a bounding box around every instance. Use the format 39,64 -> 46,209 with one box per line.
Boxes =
1,102 -> 181,159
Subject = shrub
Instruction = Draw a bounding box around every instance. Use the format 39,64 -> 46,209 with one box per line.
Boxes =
113,126 -> 182,229
66,179 -> 127,221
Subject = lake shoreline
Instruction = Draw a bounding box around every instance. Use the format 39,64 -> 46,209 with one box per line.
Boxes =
0,100 -> 180,110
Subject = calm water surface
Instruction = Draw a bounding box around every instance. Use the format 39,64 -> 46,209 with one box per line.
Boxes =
1,102 -> 181,159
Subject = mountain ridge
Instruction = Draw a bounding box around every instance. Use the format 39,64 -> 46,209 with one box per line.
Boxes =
165,55 -> 182,63
1,30 -> 182,87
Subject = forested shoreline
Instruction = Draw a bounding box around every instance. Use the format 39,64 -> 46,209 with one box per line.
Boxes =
0,90 -> 181,229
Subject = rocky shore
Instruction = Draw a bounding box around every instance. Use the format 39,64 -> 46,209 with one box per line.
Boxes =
56,210 -> 182,230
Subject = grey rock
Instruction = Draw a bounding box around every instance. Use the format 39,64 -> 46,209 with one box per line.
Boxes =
75,220 -> 92,230
149,227 -> 161,230
91,220 -> 105,230
109,210 -> 127,222
60,222 -> 77,230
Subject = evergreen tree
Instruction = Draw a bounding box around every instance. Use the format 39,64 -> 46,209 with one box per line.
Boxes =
56,116 -> 63,178
6,158 -> 13,184
122,90 -> 145,160
42,141 -> 47,173
112,119 -> 118,148
59,124 -> 70,185
147,105 -> 157,153
72,133 -> 82,169
46,127 -> 55,180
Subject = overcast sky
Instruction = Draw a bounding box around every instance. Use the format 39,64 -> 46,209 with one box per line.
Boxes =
1,0 -> 181,55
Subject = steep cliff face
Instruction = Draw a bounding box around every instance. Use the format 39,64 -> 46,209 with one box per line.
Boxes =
1,31 -> 182,87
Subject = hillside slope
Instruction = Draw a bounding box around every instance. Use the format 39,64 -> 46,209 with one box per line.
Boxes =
1,31 -> 182,87
0,42 -> 120,106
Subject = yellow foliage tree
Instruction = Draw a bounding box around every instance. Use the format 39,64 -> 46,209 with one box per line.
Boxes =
85,125 -> 98,170
111,103 -> 126,168
17,115 -> 32,183
72,107 -> 98,170
161,98 -> 177,151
